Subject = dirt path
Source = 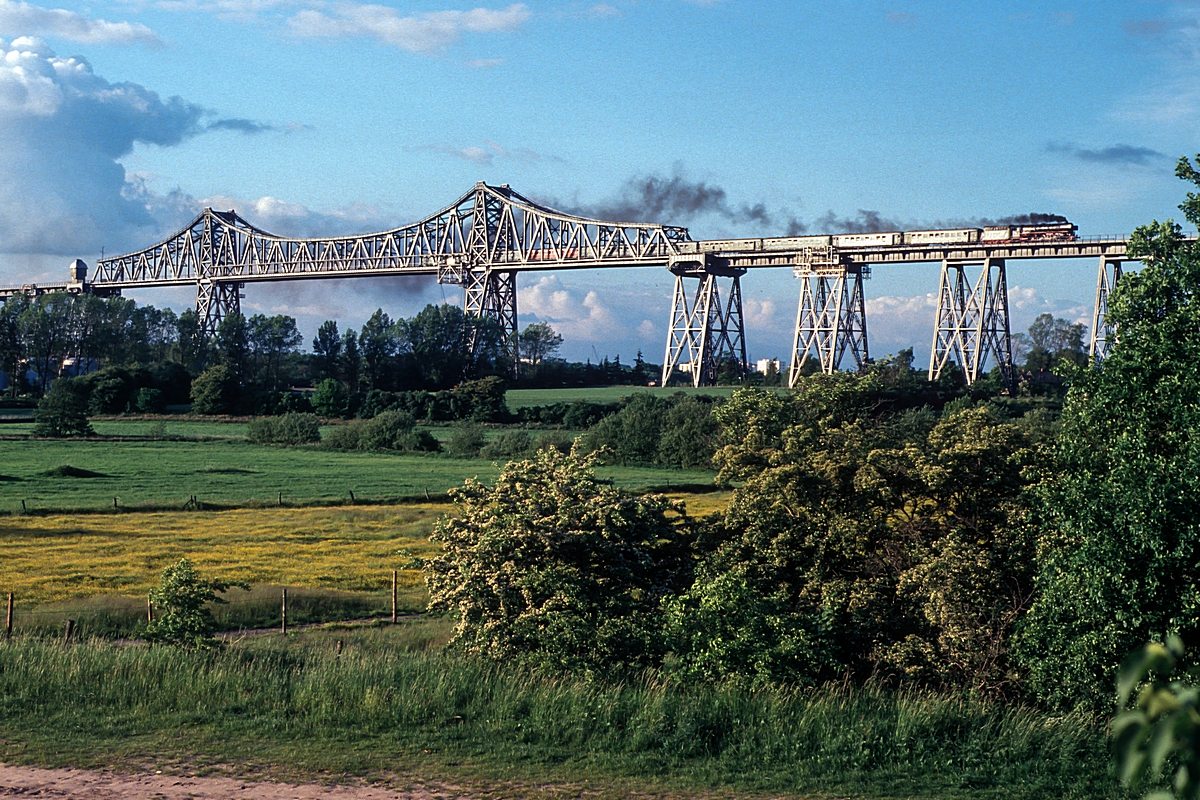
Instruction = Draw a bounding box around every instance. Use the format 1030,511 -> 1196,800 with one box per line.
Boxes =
0,764 -> 476,799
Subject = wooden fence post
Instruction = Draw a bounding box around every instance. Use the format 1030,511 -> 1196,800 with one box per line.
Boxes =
5,592 -> 13,640
146,595 -> 153,624
281,587 -> 287,634
391,570 -> 397,624
63,619 -> 74,644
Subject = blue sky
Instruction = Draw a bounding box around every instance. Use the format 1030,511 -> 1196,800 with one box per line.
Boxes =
0,0 -> 1196,365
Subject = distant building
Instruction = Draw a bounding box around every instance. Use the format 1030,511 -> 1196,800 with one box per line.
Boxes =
755,358 -> 781,375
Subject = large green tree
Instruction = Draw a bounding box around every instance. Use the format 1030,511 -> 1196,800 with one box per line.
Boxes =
359,309 -> 397,390
311,320 -> 341,382
1018,156 -> 1200,709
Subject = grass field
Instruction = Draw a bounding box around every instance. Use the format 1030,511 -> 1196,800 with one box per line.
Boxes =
0,504 -> 441,606
504,385 -> 766,408
0,492 -> 731,637
0,437 -> 715,514
0,621 -> 1115,799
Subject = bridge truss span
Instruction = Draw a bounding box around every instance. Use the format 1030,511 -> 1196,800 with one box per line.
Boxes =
96,183 -> 691,287
93,182 -> 693,345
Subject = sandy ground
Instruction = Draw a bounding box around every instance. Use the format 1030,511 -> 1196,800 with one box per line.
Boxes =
0,764 -> 477,799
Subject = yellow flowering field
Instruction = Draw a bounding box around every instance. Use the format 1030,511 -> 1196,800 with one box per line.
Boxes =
0,492 -> 731,606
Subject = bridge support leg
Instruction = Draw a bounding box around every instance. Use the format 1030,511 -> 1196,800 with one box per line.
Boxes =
928,258 -> 1014,391
461,269 -> 519,373
196,280 -> 242,339
788,265 -> 869,387
1090,255 -> 1124,362
661,266 -> 747,388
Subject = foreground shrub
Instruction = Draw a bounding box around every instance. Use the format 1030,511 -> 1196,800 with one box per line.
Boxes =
247,412 -> 322,445
667,386 -> 1037,691
425,447 -> 693,674
146,558 -> 248,649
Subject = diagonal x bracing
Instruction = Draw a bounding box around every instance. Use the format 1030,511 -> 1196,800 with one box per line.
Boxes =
661,260 -> 747,388
788,247 -> 869,386
928,258 -> 1014,390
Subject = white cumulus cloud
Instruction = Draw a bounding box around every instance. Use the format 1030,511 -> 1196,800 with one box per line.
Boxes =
0,37 -> 204,256
521,274 -> 623,343
285,3 -> 530,53
0,0 -> 160,45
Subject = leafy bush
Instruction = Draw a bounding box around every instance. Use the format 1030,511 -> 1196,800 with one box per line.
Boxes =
246,412 -> 322,445
146,558 -> 248,649
425,447 -> 693,674
1113,636 -> 1200,800
581,393 -> 668,465
446,422 -> 487,458
134,386 -> 166,414
448,375 -> 507,422
80,367 -> 137,414
562,400 -> 616,429
190,364 -> 239,415
656,396 -> 720,469
357,410 -> 438,452
666,386 -> 1037,691
357,388 -> 396,419
312,378 -> 350,418
321,411 -> 438,452
479,429 -> 531,460
275,391 -> 313,415
532,430 -> 574,454
322,421 -> 365,450
33,377 -> 93,437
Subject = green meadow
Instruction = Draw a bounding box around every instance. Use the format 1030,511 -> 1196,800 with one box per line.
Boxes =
503,385 -> 759,408
0,435 -> 714,514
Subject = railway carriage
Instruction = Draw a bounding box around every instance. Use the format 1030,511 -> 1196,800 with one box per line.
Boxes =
903,228 -> 981,245
833,232 -> 904,247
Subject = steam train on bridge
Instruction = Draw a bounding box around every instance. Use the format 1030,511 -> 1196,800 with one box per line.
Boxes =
696,220 -> 1078,253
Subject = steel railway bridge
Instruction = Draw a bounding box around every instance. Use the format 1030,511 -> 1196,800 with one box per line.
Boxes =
0,181 -> 1140,390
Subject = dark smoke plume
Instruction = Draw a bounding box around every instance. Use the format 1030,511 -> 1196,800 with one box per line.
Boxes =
941,212 -> 1071,228
557,173 -> 774,227
785,217 -> 808,235
812,209 -> 904,234
988,212 -> 1069,225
